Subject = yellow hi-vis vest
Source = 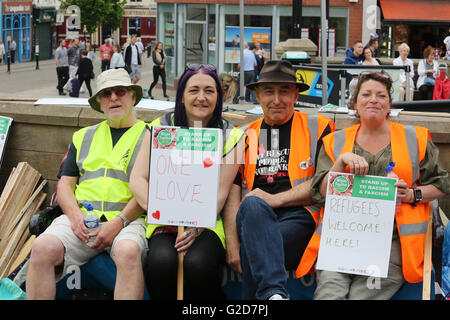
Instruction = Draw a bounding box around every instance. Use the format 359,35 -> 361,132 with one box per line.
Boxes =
73,120 -> 147,221
145,114 -> 245,248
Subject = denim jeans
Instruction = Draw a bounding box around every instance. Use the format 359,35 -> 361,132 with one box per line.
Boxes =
236,196 -> 315,300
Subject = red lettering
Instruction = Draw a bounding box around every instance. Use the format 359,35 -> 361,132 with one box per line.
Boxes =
191,184 -> 203,204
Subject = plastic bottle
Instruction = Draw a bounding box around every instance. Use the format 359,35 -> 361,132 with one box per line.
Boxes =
385,161 -> 401,213
83,202 -> 99,247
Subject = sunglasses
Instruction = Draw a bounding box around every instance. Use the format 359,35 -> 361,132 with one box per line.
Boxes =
185,63 -> 217,73
99,87 -> 129,99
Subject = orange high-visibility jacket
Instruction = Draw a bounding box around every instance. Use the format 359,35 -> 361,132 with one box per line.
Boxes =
296,121 -> 431,283
240,111 -> 335,226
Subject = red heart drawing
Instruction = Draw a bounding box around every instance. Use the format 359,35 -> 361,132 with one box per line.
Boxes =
152,210 -> 160,220
203,157 -> 213,168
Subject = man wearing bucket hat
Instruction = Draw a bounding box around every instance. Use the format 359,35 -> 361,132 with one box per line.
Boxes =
223,60 -> 335,300
27,69 -> 148,299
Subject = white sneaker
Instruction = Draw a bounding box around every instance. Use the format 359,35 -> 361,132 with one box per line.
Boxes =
268,294 -> 289,300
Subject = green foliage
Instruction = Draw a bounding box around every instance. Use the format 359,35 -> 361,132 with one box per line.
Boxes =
60,0 -> 126,34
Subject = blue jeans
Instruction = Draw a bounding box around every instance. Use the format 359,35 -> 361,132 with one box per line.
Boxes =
236,196 -> 315,300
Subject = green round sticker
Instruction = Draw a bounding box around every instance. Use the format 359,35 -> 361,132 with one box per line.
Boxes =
333,176 -> 349,193
157,129 -> 173,146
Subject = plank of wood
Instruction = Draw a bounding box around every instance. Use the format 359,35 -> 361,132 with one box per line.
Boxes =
7,235 -> 35,276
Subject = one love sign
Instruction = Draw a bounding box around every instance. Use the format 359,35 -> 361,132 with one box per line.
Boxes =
147,126 -> 222,229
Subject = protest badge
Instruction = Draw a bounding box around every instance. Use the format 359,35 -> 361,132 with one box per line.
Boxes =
316,172 -> 397,278
0,116 -> 13,168
147,126 -> 222,229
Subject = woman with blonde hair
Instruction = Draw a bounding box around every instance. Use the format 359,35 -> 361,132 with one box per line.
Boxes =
393,43 -> 415,101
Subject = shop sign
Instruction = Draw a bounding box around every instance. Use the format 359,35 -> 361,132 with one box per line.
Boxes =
3,1 -> 32,14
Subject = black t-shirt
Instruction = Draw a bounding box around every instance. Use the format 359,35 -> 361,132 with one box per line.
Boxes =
234,115 -> 331,195
58,127 -> 131,178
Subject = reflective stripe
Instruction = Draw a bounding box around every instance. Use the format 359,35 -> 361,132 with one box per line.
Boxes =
307,115 -> 318,172
78,200 -> 127,212
79,168 -> 129,183
315,216 -> 323,235
333,130 -> 346,161
404,125 -> 419,185
77,124 -> 100,175
306,204 -> 321,213
126,128 -> 146,177
293,176 -> 312,187
398,221 -> 429,236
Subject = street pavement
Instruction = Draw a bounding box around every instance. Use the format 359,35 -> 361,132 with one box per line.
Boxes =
0,51 -> 177,101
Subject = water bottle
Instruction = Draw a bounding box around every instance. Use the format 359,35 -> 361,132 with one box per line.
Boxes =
385,161 -> 401,213
143,89 -> 148,99
83,202 -> 99,247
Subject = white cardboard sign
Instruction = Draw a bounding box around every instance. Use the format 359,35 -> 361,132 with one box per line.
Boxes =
316,172 -> 397,278
147,126 -> 222,228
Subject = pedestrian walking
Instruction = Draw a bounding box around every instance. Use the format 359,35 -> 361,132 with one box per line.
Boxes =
76,50 -> 94,97
148,41 -> 168,99
99,38 -> 113,72
55,39 -> 69,96
10,39 -> 16,63
124,35 -> 142,84
0,40 -> 5,64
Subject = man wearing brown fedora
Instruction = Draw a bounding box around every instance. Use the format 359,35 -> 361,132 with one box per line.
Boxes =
223,60 -> 335,300
27,69 -> 148,299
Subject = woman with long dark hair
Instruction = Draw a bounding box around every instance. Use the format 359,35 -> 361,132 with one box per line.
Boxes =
148,41 -> 168,99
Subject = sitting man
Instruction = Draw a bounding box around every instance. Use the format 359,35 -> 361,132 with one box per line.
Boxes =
344,40 -> 364,65
27,69 -> 148,300
223,60 -> 335,300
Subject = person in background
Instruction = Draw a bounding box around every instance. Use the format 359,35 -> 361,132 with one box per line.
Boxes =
9,39 -> 16,63
76,50 -> 94,97
67,37 -> 81,79
237,42 -> 257,103
0,39 -> 5,64
55,39 -> 69,96
362,46 -> 380,66
344,41 -> 364,65
129,63 -> 244,300
148,41 -> 168,100
99,38 -> 113,72
297,71 -> 449,300
417,46 -> 439,100
86,44 -> 95,62
393,43 -> 415,101
124,35 -> 142,84
110,44 -> 126,70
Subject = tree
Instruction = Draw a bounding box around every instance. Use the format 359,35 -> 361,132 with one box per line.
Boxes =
61,0 -> 126,35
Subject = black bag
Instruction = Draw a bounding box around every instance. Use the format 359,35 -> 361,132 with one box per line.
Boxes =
69,77 -> 81,97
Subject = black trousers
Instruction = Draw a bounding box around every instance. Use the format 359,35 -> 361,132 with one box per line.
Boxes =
145,229 -> 226,300
78,76 -> 93,97
56,66 -> 69,94
419,83 -> 434,100
149,66 -> 167,95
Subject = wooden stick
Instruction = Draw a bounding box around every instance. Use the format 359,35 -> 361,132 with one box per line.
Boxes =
177,226 -> 184,300
400,111 -> 450,118
222,112 -> 248,120
422,204 -> 433,300
8,235 -> 35,276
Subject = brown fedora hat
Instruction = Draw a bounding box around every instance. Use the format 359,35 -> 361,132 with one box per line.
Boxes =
246,60 -> 310,92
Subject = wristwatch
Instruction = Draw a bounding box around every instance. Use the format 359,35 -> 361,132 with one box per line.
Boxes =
118,213 -> 130,228
411,185 -> 423,206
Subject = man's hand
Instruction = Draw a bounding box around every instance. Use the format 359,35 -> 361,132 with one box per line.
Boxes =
90,217 -> 123,250
69,213 -> 90,243
244,188 -> 281,208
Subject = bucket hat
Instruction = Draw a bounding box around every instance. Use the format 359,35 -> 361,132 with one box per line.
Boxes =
88,68 -> 143,113
246,60 -> 309,92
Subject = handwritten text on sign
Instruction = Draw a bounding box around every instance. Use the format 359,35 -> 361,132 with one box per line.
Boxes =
316,172 -> 397,278
147,126 -> 222,228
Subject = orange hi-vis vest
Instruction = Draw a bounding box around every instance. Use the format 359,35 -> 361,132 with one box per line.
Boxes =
296,121 -> 431,283
241,111 -> 335,226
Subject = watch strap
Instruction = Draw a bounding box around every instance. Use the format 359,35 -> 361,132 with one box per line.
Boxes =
118,213 -> 130,227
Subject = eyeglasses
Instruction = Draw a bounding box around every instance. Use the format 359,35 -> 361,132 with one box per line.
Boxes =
99,87 -> 129,99
185,63 -> 217,73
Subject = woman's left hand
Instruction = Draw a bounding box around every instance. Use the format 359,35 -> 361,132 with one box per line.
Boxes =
395,179 -> 413,203
175,227 -> 203,254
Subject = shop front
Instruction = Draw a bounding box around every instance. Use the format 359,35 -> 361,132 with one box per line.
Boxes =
1,1 -> 32,62
378,0 -> 450,59
156,2 -> 350,85
33,6 -> 57,60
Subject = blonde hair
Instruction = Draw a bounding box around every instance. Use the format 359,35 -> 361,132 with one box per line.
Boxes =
398,43 -> 410,53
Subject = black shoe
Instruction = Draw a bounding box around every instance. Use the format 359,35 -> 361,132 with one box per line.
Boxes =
59,92 -> 67,96
164,94 -> 169,98
150,95 -> 154,100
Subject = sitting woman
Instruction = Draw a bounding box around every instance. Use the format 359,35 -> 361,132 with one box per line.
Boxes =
296,71 -> 450,299
417,46 -> 439,100
362,46 -> 379,66
393,43 -> 415,101
129,64 -> 244,300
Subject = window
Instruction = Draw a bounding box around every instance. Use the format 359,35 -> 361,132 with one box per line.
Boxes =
128,18 -> 140,37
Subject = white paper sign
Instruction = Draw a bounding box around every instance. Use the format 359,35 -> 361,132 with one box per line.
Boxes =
316,172 -> 397,278
0,116 -> 13,168
147,126 -> 222,228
